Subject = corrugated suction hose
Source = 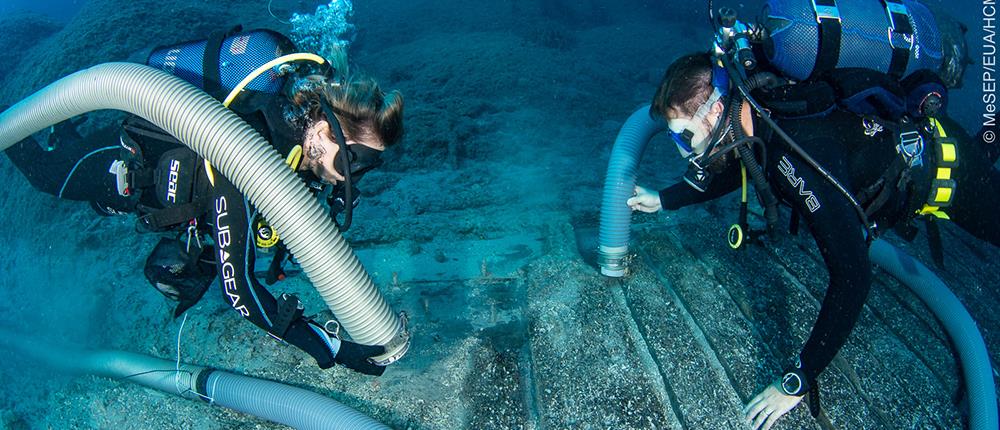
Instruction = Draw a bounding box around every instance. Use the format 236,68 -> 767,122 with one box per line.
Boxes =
0,334 -> 388,430
598,104 -> 666,277
870,239 -> 998,430
0,63 -> 408,362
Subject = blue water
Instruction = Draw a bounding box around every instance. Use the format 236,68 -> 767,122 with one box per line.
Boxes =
0,0 -> 84,22
0,1 -> 997,429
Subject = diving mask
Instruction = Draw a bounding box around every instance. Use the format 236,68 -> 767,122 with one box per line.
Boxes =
669,63 -> 729,157
333,142 -> 384,182
668,87 -> 727,154
318,96 -> 386,231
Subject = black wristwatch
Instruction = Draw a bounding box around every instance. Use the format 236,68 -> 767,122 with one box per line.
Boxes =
780,360 -> 811,397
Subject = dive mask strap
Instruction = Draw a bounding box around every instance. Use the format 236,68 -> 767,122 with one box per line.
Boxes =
671,87 -> 725,156
318,97 -> 355,232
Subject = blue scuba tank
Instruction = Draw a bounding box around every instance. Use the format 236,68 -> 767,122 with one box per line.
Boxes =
146,28 -> 296,102
763,0 -> 943,81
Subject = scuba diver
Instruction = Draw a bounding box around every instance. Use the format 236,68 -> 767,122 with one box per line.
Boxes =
3,28 -> 403,376
627,1 -> 994,429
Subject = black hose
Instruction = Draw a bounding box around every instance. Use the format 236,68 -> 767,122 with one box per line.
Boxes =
744,72 -> 782,93
701,135 -> 764,167
728,93 -> 781,238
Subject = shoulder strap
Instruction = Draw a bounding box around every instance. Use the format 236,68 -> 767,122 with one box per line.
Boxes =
810,0 -> 842,80
882,0 -> 914,78
203,25 -> 243,101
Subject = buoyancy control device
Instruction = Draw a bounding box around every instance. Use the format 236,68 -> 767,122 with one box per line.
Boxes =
703,0 -> 970,246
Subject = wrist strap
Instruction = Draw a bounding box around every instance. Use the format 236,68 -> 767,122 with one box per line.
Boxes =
780,367 -> 811,396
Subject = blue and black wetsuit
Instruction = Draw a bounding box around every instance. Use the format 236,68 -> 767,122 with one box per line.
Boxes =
4,97 -> 383,374
206,173 -> 357,370
659,110 -> 1000,390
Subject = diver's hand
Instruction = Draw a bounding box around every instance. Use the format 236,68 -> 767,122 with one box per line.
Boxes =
743,380 -> 804,430
335,340 -> 387,376
627,185 -> 662,213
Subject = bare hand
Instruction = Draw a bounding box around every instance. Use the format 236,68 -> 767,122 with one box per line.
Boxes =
742,380 -> 804,430
626,185 -> 662,213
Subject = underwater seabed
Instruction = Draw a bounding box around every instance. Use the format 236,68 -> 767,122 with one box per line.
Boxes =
0,0 -> 998,428
2,159 -> 999,429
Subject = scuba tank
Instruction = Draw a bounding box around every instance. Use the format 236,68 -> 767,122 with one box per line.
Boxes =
762,0 -> 956,83
146,27 -> 298,111
744,0 -> 970,121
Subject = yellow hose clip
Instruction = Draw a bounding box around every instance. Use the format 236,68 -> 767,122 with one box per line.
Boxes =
727,223 -> 745,249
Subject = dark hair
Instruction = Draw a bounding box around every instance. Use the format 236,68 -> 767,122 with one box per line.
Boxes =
650,52 -> 714,119
291,75 -> 405,147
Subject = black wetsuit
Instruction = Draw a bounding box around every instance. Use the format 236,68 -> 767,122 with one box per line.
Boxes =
658,110 -> 1000,388
5,122 -> 139,215
4,96 -> 351,371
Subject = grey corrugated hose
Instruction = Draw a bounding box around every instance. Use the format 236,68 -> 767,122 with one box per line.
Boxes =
0,62 -> 408,363
1,335 -> 388,430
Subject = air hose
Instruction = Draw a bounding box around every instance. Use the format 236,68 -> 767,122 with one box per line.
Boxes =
0,334 -> 389,430
0,63 -> 409,364
744,71 -> 781,94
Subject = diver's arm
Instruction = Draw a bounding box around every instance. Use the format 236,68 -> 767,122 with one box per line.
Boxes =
209,173 -> 385,375
629,168 -> 740,213
777,153 -> 872,386
659,162 -> 741,210
745,152 -> 872,430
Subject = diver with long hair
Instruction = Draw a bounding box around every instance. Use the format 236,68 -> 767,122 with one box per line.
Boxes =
4,28 -> 404,376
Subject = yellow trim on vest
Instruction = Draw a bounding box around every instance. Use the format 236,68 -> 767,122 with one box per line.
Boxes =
940,143 -> 956,163
933,187 -> 953,203
936,167 -> 952,180
914,118 -> 957,219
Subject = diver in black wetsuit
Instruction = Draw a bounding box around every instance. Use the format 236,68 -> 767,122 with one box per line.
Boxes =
627,52 -> 1000,428
4,32 -> 404,376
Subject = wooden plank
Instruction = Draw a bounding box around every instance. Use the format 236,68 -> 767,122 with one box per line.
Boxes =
525,249 -> 683,429
654,219 -> 904,429
622,244 -> 772,429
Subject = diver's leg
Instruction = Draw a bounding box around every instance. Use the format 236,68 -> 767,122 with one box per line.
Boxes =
4,123 -> 136,214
